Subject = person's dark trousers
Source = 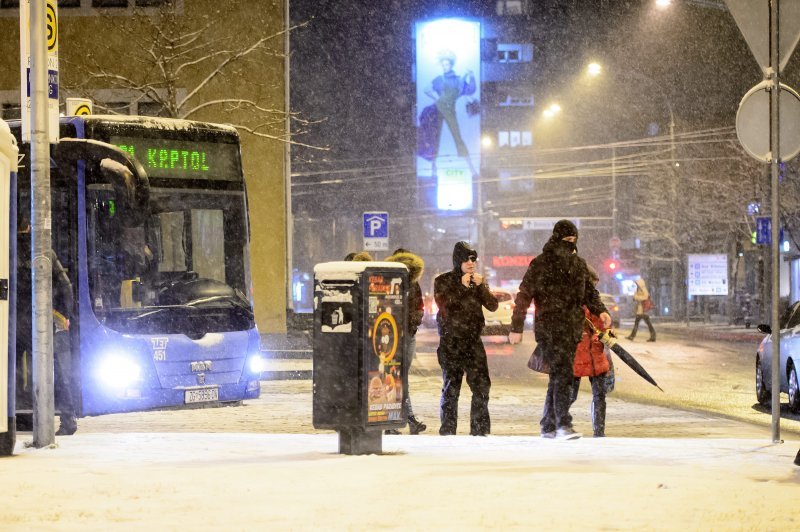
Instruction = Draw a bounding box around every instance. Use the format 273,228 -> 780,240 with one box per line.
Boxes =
572,376 -> 608,437
437,335 -> 491,436
629,314 -> 656,340
54,330 -> 77,434
539,338 -> 580,433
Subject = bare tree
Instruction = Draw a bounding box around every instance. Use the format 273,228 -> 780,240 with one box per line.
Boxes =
68,0 -> 315,146
627,130 -> 764,318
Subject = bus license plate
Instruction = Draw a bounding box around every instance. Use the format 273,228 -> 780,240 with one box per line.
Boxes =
184,387 -> 219,404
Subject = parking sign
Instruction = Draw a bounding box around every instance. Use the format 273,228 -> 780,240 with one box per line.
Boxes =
363,212 -> 388,251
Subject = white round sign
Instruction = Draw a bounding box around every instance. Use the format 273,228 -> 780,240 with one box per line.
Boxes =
736,80 -> 800,162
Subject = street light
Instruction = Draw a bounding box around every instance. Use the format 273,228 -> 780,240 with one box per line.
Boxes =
542,102 -> 561,119
655,0 -> 672,8
584,61 -> 681,317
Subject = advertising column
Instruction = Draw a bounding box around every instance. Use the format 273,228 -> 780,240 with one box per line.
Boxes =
415,19 -> 481,211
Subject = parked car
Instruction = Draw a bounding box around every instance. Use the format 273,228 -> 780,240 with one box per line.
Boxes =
755,300 -> 800,412
600,293 -> 621,328
482,289 -> 514,336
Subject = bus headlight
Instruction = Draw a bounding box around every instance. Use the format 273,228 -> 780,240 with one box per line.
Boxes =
97,355 -> 142,389
247,353 -> 267,374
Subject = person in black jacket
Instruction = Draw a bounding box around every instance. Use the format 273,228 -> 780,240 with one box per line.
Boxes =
434,241 -> 498,436
509,220 -> 610,440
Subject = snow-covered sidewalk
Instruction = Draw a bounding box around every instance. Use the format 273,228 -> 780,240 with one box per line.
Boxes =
2,432 -> 798,530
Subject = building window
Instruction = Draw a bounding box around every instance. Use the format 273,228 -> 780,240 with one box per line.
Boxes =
498,130 -> 532,148
92,0 -> 129,7
497,43 -> 533,63
97,101 -> 131,114
496,0 -> 525,15
1,103 -> 21,120
498,131 -> 509,148
498,94 -> 534,107
137,101 -> 167,117
59,0 -> 81,6
0,0 -> 19,8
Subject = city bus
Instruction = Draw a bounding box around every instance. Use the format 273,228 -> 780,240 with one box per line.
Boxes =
9,115 -> 264,425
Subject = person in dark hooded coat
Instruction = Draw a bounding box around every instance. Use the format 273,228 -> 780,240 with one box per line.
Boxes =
386,248 -> 427,435
434,241 -> 498,436
509,220 -> 610,440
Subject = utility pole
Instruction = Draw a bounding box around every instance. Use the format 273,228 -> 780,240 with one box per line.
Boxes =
28,0 -> 55,447
768,0 -> 781,444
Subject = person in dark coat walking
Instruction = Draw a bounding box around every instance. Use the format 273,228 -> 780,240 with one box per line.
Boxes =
386,248 -> 427,435
509,220 -> 610,440
434,241 -> 498,436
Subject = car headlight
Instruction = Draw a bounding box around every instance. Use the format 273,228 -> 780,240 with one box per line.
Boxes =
97,355 -> 142,389
248,353 -> 267,374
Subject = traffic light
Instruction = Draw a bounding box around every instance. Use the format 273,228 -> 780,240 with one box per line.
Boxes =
604,258 -> 618,272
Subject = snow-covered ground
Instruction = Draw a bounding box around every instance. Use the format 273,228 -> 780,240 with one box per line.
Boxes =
2,432 -> 798,530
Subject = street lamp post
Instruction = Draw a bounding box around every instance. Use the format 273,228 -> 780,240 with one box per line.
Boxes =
587,63 -> 681,317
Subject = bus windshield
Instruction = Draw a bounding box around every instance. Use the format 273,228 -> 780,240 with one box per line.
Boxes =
87,184 -> 254,336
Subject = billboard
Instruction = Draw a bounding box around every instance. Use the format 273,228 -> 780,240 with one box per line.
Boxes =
415,19 -> 481,211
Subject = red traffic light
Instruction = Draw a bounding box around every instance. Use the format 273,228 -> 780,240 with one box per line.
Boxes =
604,259 -> 618,271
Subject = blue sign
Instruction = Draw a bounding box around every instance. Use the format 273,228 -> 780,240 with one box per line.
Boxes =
756,216 -> 783,244
363,212 -> 388,238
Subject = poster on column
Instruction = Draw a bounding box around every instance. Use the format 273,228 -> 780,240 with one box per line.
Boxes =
415,19 -> 481,211
365,273 -> 404,425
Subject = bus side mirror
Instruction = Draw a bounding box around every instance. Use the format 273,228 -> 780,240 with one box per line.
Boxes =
99,158 -> 149,227
757,324 -> 772,335
55,138 -> 150,228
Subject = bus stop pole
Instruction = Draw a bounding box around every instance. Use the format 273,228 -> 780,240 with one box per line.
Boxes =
29,0 -> 55,447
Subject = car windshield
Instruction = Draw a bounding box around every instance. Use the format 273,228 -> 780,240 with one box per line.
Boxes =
87,185 -> 254,335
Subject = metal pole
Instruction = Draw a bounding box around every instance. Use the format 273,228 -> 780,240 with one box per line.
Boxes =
769,0 -> 781,443
29,0 -> 54,447
284,0 -> 294,318
611,146 -> 617,238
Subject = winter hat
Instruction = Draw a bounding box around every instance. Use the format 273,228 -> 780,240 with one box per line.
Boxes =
452,241 -> 478,270
552,219 -> 578,241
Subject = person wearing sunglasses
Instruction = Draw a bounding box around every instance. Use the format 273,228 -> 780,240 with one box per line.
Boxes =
433,241 -> 498,436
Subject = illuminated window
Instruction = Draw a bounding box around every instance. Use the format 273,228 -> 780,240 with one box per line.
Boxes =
498,95 -> 534,107
496,43 -> 533,63
497,130 -> 531,149
498,131 -> 509,148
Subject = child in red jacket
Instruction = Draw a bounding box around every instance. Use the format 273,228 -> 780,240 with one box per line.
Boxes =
571,266 -> 612,437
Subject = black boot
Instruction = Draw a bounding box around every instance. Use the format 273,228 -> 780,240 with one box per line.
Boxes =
408,415 -> 427,435
56,415 -> 77,436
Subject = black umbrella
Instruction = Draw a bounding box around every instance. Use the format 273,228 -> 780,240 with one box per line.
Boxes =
586,319 -> 664,392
